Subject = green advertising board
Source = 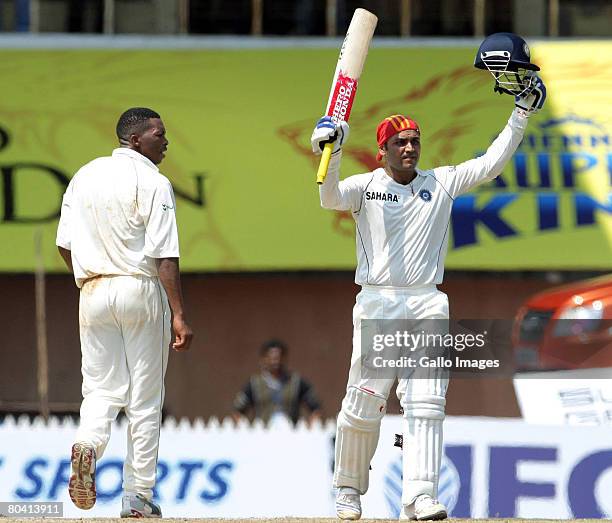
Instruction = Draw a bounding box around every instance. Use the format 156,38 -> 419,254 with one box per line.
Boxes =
0,42 -> 610,271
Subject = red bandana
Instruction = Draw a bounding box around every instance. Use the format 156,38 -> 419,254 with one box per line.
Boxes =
376,115 -> 420,161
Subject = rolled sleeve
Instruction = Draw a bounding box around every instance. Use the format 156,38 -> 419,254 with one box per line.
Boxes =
143,178 -> 180,259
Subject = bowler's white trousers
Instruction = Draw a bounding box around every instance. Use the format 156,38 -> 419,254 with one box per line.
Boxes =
76,275 -> 170,500
334,285 -> 449,506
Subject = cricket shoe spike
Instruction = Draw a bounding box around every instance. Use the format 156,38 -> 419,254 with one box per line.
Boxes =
120,494 -> 162,518
68,442 -> 97,510
400,495 -> 447,521
336,486 -> 362,520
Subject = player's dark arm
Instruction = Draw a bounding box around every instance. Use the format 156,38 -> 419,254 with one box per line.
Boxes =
231,382 -> 254,423
58,246 -> 73,272
156,257 -> 193,352
299,378 -> 323,422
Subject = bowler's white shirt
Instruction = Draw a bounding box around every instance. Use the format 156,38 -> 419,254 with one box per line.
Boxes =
320,109 -> 528,288
56,148 -> 179,288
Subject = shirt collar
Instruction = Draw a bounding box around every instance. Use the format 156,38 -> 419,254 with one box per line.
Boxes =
112,147 -> 159,172
377,167 -> 426,189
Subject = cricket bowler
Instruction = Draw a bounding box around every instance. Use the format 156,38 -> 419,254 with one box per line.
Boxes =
56,107 -> 193,518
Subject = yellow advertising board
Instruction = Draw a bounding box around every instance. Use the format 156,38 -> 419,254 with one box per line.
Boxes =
0,43 -> 610,271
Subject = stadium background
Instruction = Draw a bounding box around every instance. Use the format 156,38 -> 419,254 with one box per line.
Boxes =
0,0 -> 610,519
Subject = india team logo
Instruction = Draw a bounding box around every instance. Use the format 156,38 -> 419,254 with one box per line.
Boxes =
419,189 -> 432,202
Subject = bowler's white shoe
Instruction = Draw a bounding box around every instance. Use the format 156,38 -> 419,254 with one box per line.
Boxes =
400,494 -> 447,521
336,486 -> 362,520
120,493 -> 162,518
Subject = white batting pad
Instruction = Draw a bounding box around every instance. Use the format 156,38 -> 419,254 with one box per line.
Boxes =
401,394 -> 445,506
334,386 -> 387,494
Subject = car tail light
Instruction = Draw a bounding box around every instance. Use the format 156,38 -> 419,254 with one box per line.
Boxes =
553,302 -> 603,337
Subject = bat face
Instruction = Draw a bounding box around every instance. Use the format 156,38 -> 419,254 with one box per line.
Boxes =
338,31 -> 349,63
316,8 -> 377,184
325,8 -> 378,122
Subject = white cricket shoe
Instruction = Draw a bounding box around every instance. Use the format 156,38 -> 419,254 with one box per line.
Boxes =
68,442 -> 96,510
399,494 -> 447,521
120,493 -> 162,518
336,486 -> 362,520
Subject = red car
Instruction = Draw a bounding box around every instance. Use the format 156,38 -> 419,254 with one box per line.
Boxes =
513,274 -> 612,370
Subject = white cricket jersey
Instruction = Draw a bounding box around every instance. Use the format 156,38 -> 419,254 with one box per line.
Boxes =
56,148 -> 180,288
320,109 -> 528,288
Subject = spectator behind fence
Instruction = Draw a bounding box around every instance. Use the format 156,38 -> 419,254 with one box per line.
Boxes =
232,339 -> 322,426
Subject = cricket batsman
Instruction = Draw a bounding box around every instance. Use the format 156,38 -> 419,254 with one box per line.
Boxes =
310,33 -> 546,520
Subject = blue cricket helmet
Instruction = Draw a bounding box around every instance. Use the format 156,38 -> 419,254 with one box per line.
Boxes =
474,32 -> 540,96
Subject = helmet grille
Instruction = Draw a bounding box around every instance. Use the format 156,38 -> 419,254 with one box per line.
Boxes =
480,50 -> 534,96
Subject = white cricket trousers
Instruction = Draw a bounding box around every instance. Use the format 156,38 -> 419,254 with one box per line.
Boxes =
334,285 -> 449,505
75,274 -> 170,500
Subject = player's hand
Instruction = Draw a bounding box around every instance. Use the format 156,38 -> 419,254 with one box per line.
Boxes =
311,116 -> 350,155
171,314 -> 193,352
515,74 -> 546,116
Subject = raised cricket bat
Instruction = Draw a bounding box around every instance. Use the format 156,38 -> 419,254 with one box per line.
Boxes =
315,8 -> 378,185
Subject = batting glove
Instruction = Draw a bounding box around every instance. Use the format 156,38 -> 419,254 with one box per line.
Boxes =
515,74 -> 546,116
311,116 -> 350,155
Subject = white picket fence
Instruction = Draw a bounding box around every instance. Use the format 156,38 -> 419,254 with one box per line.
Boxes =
0,415 -> 610,519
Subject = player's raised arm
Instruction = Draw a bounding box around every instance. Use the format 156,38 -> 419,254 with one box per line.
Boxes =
310,116 -> 363,211
443,33 -> 547,197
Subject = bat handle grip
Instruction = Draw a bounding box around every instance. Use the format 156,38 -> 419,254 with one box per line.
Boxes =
316,143 -> 334,185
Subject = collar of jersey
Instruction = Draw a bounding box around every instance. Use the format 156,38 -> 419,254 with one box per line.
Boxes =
376,167 -> 426,190
112,147 -> 160,172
